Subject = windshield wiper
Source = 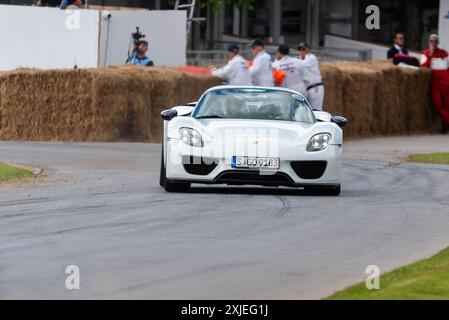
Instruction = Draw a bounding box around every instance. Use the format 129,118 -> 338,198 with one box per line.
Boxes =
195,115 -> 224,119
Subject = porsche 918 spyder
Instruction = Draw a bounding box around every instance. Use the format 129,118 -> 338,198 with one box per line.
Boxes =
160,86 -> 347,196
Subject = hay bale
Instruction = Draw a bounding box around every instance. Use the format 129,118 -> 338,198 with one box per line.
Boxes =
320,63 -> 344,115
322,62 -> 379,136
0,69 -> 107,141
321,61 -> 437,137
0,66 -> 221,142
0,61 -> 439,142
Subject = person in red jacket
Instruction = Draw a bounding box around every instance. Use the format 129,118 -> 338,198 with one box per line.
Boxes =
420,34 -> 449,134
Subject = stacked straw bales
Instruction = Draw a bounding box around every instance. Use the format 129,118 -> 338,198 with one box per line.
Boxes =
0,66 -> 220,142
0,62 -> 439,142
320,61 -> 439,137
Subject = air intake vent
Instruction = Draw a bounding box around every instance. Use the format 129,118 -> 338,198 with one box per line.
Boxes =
183,156 -> 218,175
215,171 -> 295,187
291,161 -> 327,180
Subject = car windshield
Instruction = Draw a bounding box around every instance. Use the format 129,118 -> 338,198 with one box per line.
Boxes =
193,88 -> 316,123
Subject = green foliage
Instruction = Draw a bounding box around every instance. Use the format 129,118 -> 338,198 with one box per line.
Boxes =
408,153 -> 449,165
169,0 -> 254,12
328,247 -> 449,300
0,163 -> 34,182
204,0 -> 254,12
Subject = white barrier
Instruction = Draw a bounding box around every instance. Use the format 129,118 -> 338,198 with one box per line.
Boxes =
324,34 -> 421,61
439,0 -> 449,51
0,5 -> 187,71
0,5 -> 99,70
99,10 -> 187,67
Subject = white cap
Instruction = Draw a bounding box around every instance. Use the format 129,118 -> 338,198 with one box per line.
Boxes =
429,34 -> 439,41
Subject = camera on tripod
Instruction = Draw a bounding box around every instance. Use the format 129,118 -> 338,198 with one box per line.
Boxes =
132,27 -> 146,45
126,26 -> 148,63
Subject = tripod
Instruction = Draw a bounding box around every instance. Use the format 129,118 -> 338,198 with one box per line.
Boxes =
126,27 -> 145,64
126,39 -> 138,64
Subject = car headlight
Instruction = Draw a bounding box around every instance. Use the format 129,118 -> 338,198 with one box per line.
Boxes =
307,133 -> 332,152
179,128 -> 203,147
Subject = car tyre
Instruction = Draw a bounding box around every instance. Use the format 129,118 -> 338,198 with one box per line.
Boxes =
160,144 -> 191,192
164,179 -> 191,193
305,185 -> 341,196
159,144 -> 166,187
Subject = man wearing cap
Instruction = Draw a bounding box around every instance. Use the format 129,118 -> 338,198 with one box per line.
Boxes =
271,44 -> 307,95
420,34 -> 449,134
297,43 -> 324,111
248,39 -> 273,87
127,40 -> 154,67
60,0 -> 83,9
211,44 -> 253,86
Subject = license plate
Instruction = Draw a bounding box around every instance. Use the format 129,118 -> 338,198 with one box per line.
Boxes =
232,156 -> 280,169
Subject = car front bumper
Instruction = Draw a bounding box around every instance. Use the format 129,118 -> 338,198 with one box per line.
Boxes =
166,139 -> 342,187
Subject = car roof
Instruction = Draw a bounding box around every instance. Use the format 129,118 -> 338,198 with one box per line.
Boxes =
203,85 -> 306,98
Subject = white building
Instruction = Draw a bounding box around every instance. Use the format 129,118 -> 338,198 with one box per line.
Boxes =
1,0 -> 448,65
0,4 -> 187,70
197,0 -> 447,56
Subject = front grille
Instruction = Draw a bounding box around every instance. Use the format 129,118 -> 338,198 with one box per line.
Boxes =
291,161 -> 327,180
215,170 -> 295,187
182,156 -> 218,175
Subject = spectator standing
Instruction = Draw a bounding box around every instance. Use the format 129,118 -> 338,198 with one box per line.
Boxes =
60,0 -> 83,9
211,44 -> 253,86
387,31 -> 409,59
35,0 -> 60,6
297,43 -> 324,111
420,34 -> 449,134
272,44 -> 306,96
248,39 -> 273,87
126,40 -> 154,67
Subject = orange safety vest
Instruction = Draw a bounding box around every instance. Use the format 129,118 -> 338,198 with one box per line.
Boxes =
273,69 -> 286,86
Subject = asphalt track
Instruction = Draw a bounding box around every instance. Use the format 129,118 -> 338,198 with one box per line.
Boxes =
1,136 -> 449,299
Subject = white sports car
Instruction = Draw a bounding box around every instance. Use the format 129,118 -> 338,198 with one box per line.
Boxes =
160,86 -> 347,196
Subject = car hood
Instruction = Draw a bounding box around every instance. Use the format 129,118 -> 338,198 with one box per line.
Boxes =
197,119 -> 317,147
167,116 -> 342,152
198,119 -> 313,141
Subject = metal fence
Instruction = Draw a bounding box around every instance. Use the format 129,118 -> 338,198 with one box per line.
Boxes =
187,46 -> 372,66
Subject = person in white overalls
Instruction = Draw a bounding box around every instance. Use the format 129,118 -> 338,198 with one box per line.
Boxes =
248,39 -> 274,87
297,43 -> 325,111
271,44 -> 307,96
211,44 -> 253,86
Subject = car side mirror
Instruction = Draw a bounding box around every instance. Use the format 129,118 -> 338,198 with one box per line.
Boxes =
332,116 -> 348,129
313,111 -> 332,122
161,109 -> 178,121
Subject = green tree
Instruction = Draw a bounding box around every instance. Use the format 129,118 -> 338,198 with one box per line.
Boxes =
170,0 -> 254,12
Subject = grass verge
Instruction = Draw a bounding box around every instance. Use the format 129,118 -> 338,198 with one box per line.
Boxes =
408,153 -> 449,165
328,247 -> 449,300
0,163 -> 34,182
329,153 -> 449,299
